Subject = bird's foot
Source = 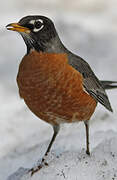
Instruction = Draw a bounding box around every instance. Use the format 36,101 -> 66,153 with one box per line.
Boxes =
86,150 -> 90,156
29,161 -> 48,176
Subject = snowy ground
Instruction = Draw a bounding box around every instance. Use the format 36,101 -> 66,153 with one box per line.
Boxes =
1,0 -> 117,180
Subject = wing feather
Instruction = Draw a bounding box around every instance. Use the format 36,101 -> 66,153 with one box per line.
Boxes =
67,53 -> 113,112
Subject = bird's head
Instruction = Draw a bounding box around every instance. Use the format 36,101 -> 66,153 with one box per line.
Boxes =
6,15 -> 61,53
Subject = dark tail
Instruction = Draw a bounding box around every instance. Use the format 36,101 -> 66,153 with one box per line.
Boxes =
101,80 -> 117,90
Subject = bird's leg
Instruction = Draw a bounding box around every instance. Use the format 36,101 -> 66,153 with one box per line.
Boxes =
84,120 -> 90,155
30,125 -> 60,176
41,125 -> 60,164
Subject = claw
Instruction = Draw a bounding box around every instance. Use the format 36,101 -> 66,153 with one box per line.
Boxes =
29,162 -> 49,176
29,165 -> 42,176
30,165 -> 42,176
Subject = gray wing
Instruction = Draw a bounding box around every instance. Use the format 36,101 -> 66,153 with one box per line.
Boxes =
67,53 -> 113,112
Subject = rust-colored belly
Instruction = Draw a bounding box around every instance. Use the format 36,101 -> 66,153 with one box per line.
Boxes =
17,51 -> 97,125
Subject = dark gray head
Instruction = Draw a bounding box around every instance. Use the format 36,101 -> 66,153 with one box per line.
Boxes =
6,15 -> 63,54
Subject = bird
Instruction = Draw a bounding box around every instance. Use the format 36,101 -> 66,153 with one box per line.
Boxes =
6,15 -> 117,175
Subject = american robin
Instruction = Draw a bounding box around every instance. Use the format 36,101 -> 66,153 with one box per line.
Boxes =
6,15 -> 117,175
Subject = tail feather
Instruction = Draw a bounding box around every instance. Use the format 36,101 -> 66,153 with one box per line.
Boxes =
101,80 -> 117,90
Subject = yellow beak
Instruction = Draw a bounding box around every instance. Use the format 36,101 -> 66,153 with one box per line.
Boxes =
6,23 -> 30,33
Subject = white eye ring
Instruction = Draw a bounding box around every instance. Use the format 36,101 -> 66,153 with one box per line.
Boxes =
33,24 -> 44,32
37,19 -> 43,24
29,19 -> 44,32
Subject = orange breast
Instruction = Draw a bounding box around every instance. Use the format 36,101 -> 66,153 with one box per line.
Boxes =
17,51 -> 97,125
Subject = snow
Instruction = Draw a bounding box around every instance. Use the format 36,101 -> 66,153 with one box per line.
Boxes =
6,134 -> 117,180
7,138 -> 117,180
1,0 -> 117,180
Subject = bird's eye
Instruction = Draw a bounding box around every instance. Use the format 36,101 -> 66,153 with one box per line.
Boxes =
32,20 -> 44,32
35,21 -> 43,29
